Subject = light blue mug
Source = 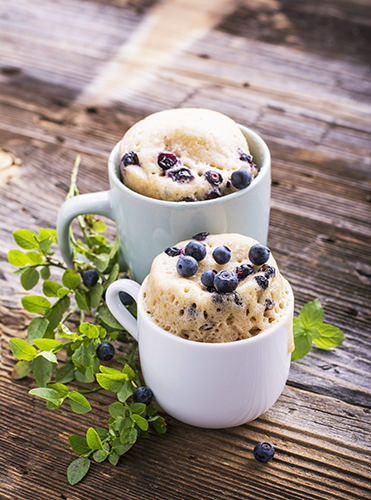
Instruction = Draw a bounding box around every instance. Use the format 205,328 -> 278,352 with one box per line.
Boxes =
57,125 -> 271,283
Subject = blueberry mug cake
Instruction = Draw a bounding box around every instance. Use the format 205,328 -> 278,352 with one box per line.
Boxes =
119,108 -> 258,201
142,233 -> 294,349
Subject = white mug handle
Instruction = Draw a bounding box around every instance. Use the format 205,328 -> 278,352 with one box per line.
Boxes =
105,280 -> 141,341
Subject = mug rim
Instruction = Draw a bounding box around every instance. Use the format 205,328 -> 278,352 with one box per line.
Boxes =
136,276 -> 294,350
108,124 -> 271,207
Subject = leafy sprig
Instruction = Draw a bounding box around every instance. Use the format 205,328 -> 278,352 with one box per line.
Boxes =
68,364 -> 166,485
8,156 -> 166,485
292,299 -> 344,361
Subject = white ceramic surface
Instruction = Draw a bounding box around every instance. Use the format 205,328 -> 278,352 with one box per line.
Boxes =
57,125 -> 271,283
106,277 -> 293,429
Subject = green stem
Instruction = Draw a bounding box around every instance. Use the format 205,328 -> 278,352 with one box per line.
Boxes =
61,306 -> 78,325
66,156 -> 81,200
79,387 -> 103,394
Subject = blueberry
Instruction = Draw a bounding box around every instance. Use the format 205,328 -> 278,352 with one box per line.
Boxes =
82,268 -> 99,287
213,246 -> 231,265
164,246 -> 181,257
214,271 -> 238,293
133,386 -> 153,405
121,272 -> 130,279
135,424 -> 142,437
201,270 -> 216,288
260,264 -> 276,279
239,151 -> 254,164
192,232 -> 209,241
249,244 -> 270,265
235,264 -> 254,280
176,256 -> 198,277
255,275 -> 269,290
119,291 -> 134,306
265,298 -> 274,311
253,442 -> 275,463
96,342 -> 115,361
158,152 -> 178,171
205,188 -> 221,200
168,167 -> 194,183
184,241 -> 207,262
182,196 -> 196,202
231,168 -> 252,189
205,170 -> 223,186
121,151 -> 139,166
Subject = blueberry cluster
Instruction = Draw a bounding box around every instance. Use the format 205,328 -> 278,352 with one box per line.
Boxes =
120,149 -> 256,200
165,238 -> 275,296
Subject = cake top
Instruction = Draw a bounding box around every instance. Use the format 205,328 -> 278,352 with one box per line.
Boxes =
143,233 -> 293,346
119,108 -> 257,201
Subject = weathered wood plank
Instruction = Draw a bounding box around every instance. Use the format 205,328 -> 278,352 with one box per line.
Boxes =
1,0 -> 370,498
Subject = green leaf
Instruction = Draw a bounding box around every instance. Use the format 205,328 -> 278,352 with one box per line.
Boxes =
12,360 -> 31,380
96,373 -> 124,392
44,296 -> 70,334
108,451 -> 119,466
33,338 -> 63,351
130,402 -> 146,416
117,380 -> 134,402
67,457 -> 90,485
39,228 -> 57,243
57,288 -> 71,298
72,344 -> 92,368
75,366 -> 95,383
29,387 -> 60,405
8,250 -> 29,267
313,323 -> 345,349
9,338 -> 37,361
151,415 -> 167,434
298,299 -> 323,329
92,219 -> 106,233
109,402 -> 125,418
48,383 -> 69,398
122,364 -> 135,379
68,391 -> 92,414
90,253 -> 110,272
32,355 -> 53,386
21,295 -> 51,313
96,428 -> 109,441
43,280 -> 62,297
104,263 -> 120,289
97,304 -> 123,329
38,238 -> 52,253
56,362 -> 75,383
291,333 -> 312,361
69,435 -> 90,456
112,439 -> 133,456
62,269 -> 81,289
86,428 -> 104,451
306,327 -> 322,341
93,449 -> 108,463
25,251 -> 43,265
13,230 -> 38,249
39,350 -> 58,363
20,268 -> 39,290
131,414 -> 149,431
89,282 -> 104,309
40,266 -> 51,279
79,323 -> 99,339
75,290 -> 89,311
27,317 -> 50,343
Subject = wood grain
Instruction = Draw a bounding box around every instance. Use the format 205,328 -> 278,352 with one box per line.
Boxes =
0,0 -> 370,498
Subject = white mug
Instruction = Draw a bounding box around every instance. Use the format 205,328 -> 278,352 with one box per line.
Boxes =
57,125 -> 271,283
106,277 -> 294,428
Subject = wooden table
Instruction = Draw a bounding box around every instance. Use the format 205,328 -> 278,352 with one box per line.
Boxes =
1,1 -> 370,499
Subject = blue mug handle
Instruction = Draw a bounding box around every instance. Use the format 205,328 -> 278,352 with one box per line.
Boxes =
57,191 -> 114,268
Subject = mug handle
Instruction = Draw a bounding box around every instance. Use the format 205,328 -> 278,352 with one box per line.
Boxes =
105,279 -> 141,341
57,191 -> 115,268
